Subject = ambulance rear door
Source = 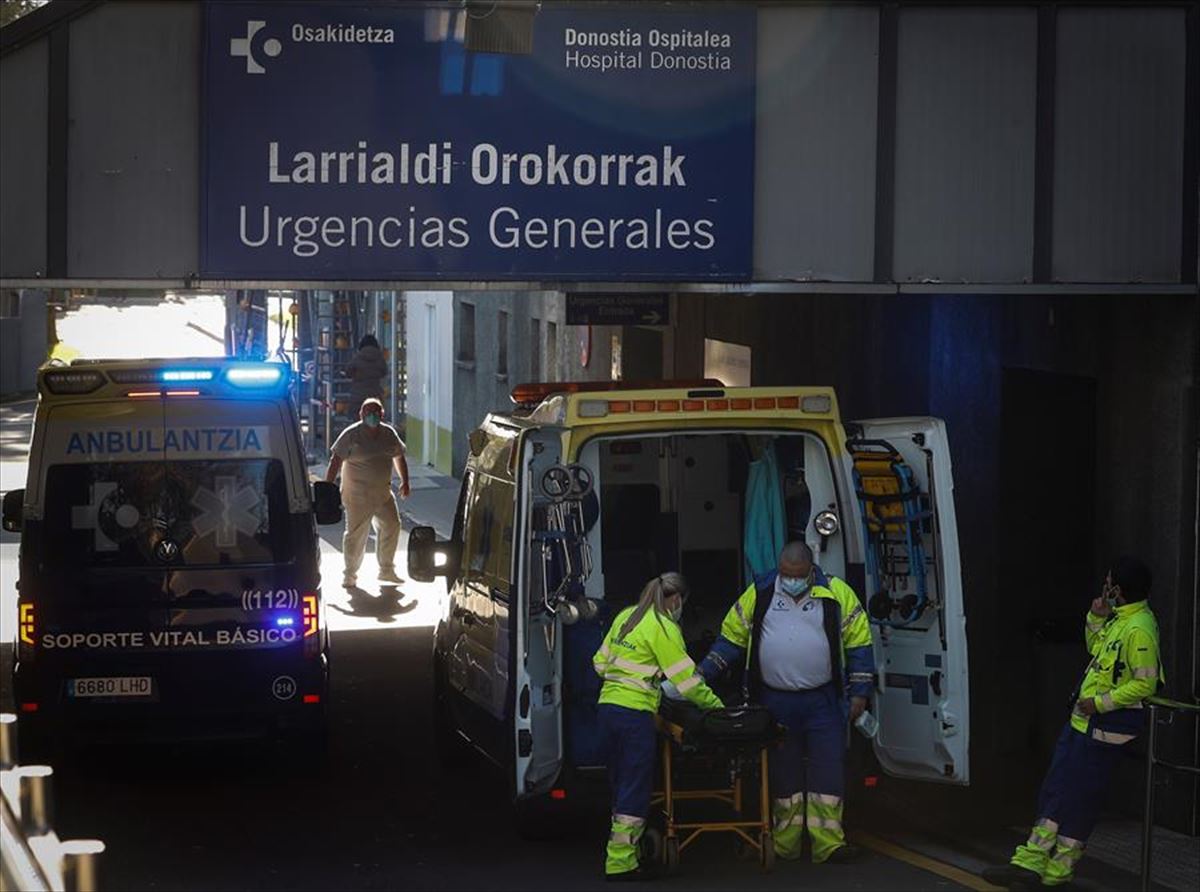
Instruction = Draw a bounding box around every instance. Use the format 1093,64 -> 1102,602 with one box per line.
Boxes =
848,417 -> 970,784
513,424 -> 567,798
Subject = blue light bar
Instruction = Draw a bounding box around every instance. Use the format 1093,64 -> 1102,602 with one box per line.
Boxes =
161,369 -> 215,382
226,366 -> 284,386
225,367 -> 283,386
275,616 -> 295,627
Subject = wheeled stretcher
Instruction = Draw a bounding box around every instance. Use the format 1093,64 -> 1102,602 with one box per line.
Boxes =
648,701 -> 783,873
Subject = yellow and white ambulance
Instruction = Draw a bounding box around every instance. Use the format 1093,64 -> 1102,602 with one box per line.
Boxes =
408,379 -> 970,826
2,359 -> 342,754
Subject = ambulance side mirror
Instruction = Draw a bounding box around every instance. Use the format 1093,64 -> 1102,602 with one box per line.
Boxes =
2,489 -> 23,533
408,525 -> 461,583
312,482 -> 343,525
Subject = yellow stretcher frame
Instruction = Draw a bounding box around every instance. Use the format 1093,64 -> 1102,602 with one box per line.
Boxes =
650,714 -> 776,872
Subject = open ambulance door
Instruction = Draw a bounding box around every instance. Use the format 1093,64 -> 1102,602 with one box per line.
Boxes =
848,417 -> 970,784
512,425 -> 567,798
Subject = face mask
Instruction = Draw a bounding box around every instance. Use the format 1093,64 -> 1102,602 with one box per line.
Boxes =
667,598 -> 683,622
779,575 -> 809,596
364,414 -> 381,428
1103,581 -> 1120,608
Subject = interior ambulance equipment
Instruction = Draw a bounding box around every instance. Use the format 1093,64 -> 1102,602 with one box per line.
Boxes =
2,359 -> 343,754
409,380 -> 970,828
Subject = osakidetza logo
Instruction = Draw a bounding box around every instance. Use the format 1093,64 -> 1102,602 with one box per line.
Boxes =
230,19 -> 396,74
229,21 -> 282,74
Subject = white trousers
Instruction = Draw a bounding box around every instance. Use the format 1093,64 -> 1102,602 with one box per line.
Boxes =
341,487 -> 401,579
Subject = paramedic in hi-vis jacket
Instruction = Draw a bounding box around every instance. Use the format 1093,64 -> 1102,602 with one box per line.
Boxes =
593,573 -> 724,882
984,557 -> 1163,891
699,541 -> 874,865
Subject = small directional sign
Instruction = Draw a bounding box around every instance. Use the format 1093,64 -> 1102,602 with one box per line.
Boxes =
566,294 -> 670,327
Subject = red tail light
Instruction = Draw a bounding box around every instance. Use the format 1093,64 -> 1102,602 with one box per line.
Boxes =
550,788 -> 567,800
864,775 -> 879,788
20,702 -> 39,713
303,694 -> 321,704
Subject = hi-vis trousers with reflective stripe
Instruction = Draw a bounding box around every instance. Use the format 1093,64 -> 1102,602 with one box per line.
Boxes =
1012,722 -> 1128,885
598,703 -> 656,875
761,684 -> 849,863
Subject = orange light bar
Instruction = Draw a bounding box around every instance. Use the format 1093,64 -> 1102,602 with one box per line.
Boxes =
511,379 -> 724,406
165,389 -> 201,397
681,400 -> 704,411
707,399 -> 729,411
777,396 -> 800,409
302,594 -> 319,638
18,603 -> 34,645
657,400 -> 680,412
609,401 -> 631,413
632,400 -> 655,412
730,398 -> 752,410
755,397 -> 777,410
127,390 -> 160,398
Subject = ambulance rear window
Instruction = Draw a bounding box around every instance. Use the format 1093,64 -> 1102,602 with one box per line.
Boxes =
43,459 -> 294,567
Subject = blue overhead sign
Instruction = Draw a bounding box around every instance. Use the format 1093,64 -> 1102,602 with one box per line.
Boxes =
202,2 -> 756,281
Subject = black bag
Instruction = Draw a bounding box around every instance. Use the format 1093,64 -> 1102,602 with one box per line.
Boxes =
699,705 -> 777,743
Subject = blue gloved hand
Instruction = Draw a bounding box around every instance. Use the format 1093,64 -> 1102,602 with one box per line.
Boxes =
660,679 -> 684,700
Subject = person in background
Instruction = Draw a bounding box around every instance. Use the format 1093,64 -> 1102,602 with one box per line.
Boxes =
345,334 -> 388,412
593,572 -> 724,882
983,556 -> 1163,891
325,397 -> 410,588
699,541 -> 873,865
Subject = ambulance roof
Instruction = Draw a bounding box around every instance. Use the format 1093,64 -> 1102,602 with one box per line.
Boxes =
507,380 -> 841,427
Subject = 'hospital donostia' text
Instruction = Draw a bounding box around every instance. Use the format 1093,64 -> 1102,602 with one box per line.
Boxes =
562,27 -> 735,72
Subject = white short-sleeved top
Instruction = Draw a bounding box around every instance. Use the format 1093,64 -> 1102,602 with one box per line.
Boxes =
758,577 -> 833,691
331,421 -> 405,491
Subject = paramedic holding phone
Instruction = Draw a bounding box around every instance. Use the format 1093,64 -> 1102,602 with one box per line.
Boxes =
984,556 -> 1163,891
593,572 -> 724,882
699,541 -> 874,865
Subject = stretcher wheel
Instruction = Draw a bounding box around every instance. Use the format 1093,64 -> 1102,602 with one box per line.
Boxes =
540,466 -> 573,499
759,833 -> 775,872
663,837 -> 680,873
639,827 -> 663,865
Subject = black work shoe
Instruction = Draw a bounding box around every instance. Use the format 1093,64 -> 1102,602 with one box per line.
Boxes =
606,868 -> 654,883
981,865 -> 1042,888
824,843 -> 864,864
1009,874 -> 1047,892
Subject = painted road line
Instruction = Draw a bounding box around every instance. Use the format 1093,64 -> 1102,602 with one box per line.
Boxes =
853,831 -> 1005,892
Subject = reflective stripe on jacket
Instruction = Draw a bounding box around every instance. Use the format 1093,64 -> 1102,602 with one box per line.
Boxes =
1073,600 -> 1163,736
703,567 -> 875,701
593,606 -> 724,714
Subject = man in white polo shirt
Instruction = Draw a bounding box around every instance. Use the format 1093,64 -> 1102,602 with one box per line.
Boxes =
325,397 -> 410,587
699,541 -> 875,864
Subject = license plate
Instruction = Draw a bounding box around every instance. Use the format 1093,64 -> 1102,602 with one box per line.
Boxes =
68,676 -> 153,698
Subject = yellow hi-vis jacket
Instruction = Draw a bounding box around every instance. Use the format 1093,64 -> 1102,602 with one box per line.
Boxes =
1074,599 -> 1163,739
594,606 -> 724,713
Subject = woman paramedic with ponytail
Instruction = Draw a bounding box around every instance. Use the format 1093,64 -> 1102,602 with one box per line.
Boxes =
592,572 -> 725,881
